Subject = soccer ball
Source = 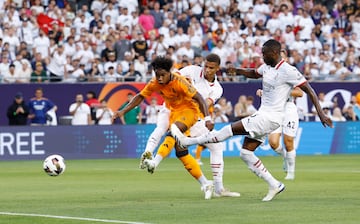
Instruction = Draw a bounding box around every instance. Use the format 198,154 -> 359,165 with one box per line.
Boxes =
43,154 -> 66,176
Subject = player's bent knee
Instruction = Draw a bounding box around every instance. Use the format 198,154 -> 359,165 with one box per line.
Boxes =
176,150 -> 189,158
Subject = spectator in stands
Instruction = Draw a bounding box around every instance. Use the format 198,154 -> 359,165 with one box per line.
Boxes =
118,92 -> 142,124
2,63 -> 18,83
85,91 -> 100,124
16,59 -> 32,83
151,2 -> 165,29
312,92 -> 336,122
213,104 -> 229,123
217,96 -> 233,121
69,93 -> 91,125
96,99 -> 114,125
18,18 -> 34,52
132,32 -> 148,59
343,105 -> 359,121
103,65 -> 121,82
7,92 -> 29,125
32,29 -> 50,61
329,58 -> 352,81
28,87 -> 57,126
331,107 -> 346,122
233,95 -> 248,121
114,29 -> 132,61
47,44 -> 67,82
31,61 -> 48,83
246,95 -> 257,115
145,97 -> 161,124
123,62 -> 142,82
134,55 -> 149,82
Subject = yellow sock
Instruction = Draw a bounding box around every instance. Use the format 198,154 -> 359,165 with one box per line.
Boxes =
178,154 -> 203,179
157,136 -> 175,158
195,145 -> 205,160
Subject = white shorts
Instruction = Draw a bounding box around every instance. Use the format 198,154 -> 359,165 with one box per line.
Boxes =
271,102 -> 299,137
241,110 -> 283,142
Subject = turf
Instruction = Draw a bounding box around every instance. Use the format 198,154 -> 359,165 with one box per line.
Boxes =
0,155 -> 359,224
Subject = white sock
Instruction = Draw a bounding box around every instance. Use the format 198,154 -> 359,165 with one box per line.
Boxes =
153,154 -> 163,168
240,148 -> 279,188
198,175 -> 209,186
208,143 -> 224,193
193,125 -> 233,145
286,150 -> 296,173
274,145 -> 284,157
144,127 -> 167,153
212,162 -> 224,193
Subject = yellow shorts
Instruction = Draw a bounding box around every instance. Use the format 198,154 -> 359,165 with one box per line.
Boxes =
170,108 -> 199,131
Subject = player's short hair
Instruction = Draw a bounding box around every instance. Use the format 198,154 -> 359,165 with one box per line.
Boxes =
151,56 -> 173,72
206,53 -> 221,65
263,39 -> 281,54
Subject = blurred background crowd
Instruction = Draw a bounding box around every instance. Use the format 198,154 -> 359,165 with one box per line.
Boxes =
0,0 -> 359,84
2,0 -> 360,126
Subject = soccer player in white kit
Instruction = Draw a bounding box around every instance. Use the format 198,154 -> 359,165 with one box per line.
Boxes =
141,53 -> 240,197
258,50 -> 303,180
258,87 -> 303,180
171,39 -> 333,201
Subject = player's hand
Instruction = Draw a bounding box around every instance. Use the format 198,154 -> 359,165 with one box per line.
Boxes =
256,89 -> 263,97
226,67 -> 237,76
319,113 -> 333,128
112,111 -> 123,123
205,120 -> 214,131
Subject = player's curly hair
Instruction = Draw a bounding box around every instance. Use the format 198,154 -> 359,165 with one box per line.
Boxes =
151,56 -> 173,72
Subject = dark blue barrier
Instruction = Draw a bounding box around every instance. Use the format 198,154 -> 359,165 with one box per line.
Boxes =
0,122 -> 359,161
1,82 -> 359,125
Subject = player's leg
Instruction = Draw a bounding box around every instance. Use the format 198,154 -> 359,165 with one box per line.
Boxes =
269,131 -> 284,157
171,119 -> 248,146
175,146 -> 213,199
173,110 -> 213,199
140,107 -> 170,169
283,134 -> 296,180
240,137 -> 285,201
195,145 -> 205,165
268,131 -> 287,172
143,132 -> 176,173
206,141 -> 240,197
282,105 -> 299,180
238,113 -> 285,201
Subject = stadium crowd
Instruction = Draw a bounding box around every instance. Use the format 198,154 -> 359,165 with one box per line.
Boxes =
0,0 -> 359,83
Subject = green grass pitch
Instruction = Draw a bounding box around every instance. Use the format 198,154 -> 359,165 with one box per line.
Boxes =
0,155 -> 359,224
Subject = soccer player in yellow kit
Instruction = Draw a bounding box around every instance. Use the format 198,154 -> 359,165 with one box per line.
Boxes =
112,56 -> 214,199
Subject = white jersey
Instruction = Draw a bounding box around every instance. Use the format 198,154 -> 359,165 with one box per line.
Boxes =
256,60 -> 306,113
179,65 -> 223,103
69,103 -> 91,125
242,60 -> 306,142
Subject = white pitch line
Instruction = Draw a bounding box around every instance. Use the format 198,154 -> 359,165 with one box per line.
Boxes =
0,212 -> 152,224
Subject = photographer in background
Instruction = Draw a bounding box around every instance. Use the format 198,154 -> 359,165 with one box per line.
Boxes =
7,92 -> 29,125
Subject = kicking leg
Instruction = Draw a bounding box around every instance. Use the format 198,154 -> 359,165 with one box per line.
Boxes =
240,137 -> 285,201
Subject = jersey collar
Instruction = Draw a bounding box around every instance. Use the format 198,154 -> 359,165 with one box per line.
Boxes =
275,59 -> 285,70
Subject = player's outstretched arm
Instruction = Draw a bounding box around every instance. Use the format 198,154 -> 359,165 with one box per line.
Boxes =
227,67 -> 262,79
112,94 -> 145,121
299,82 -> 333,128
